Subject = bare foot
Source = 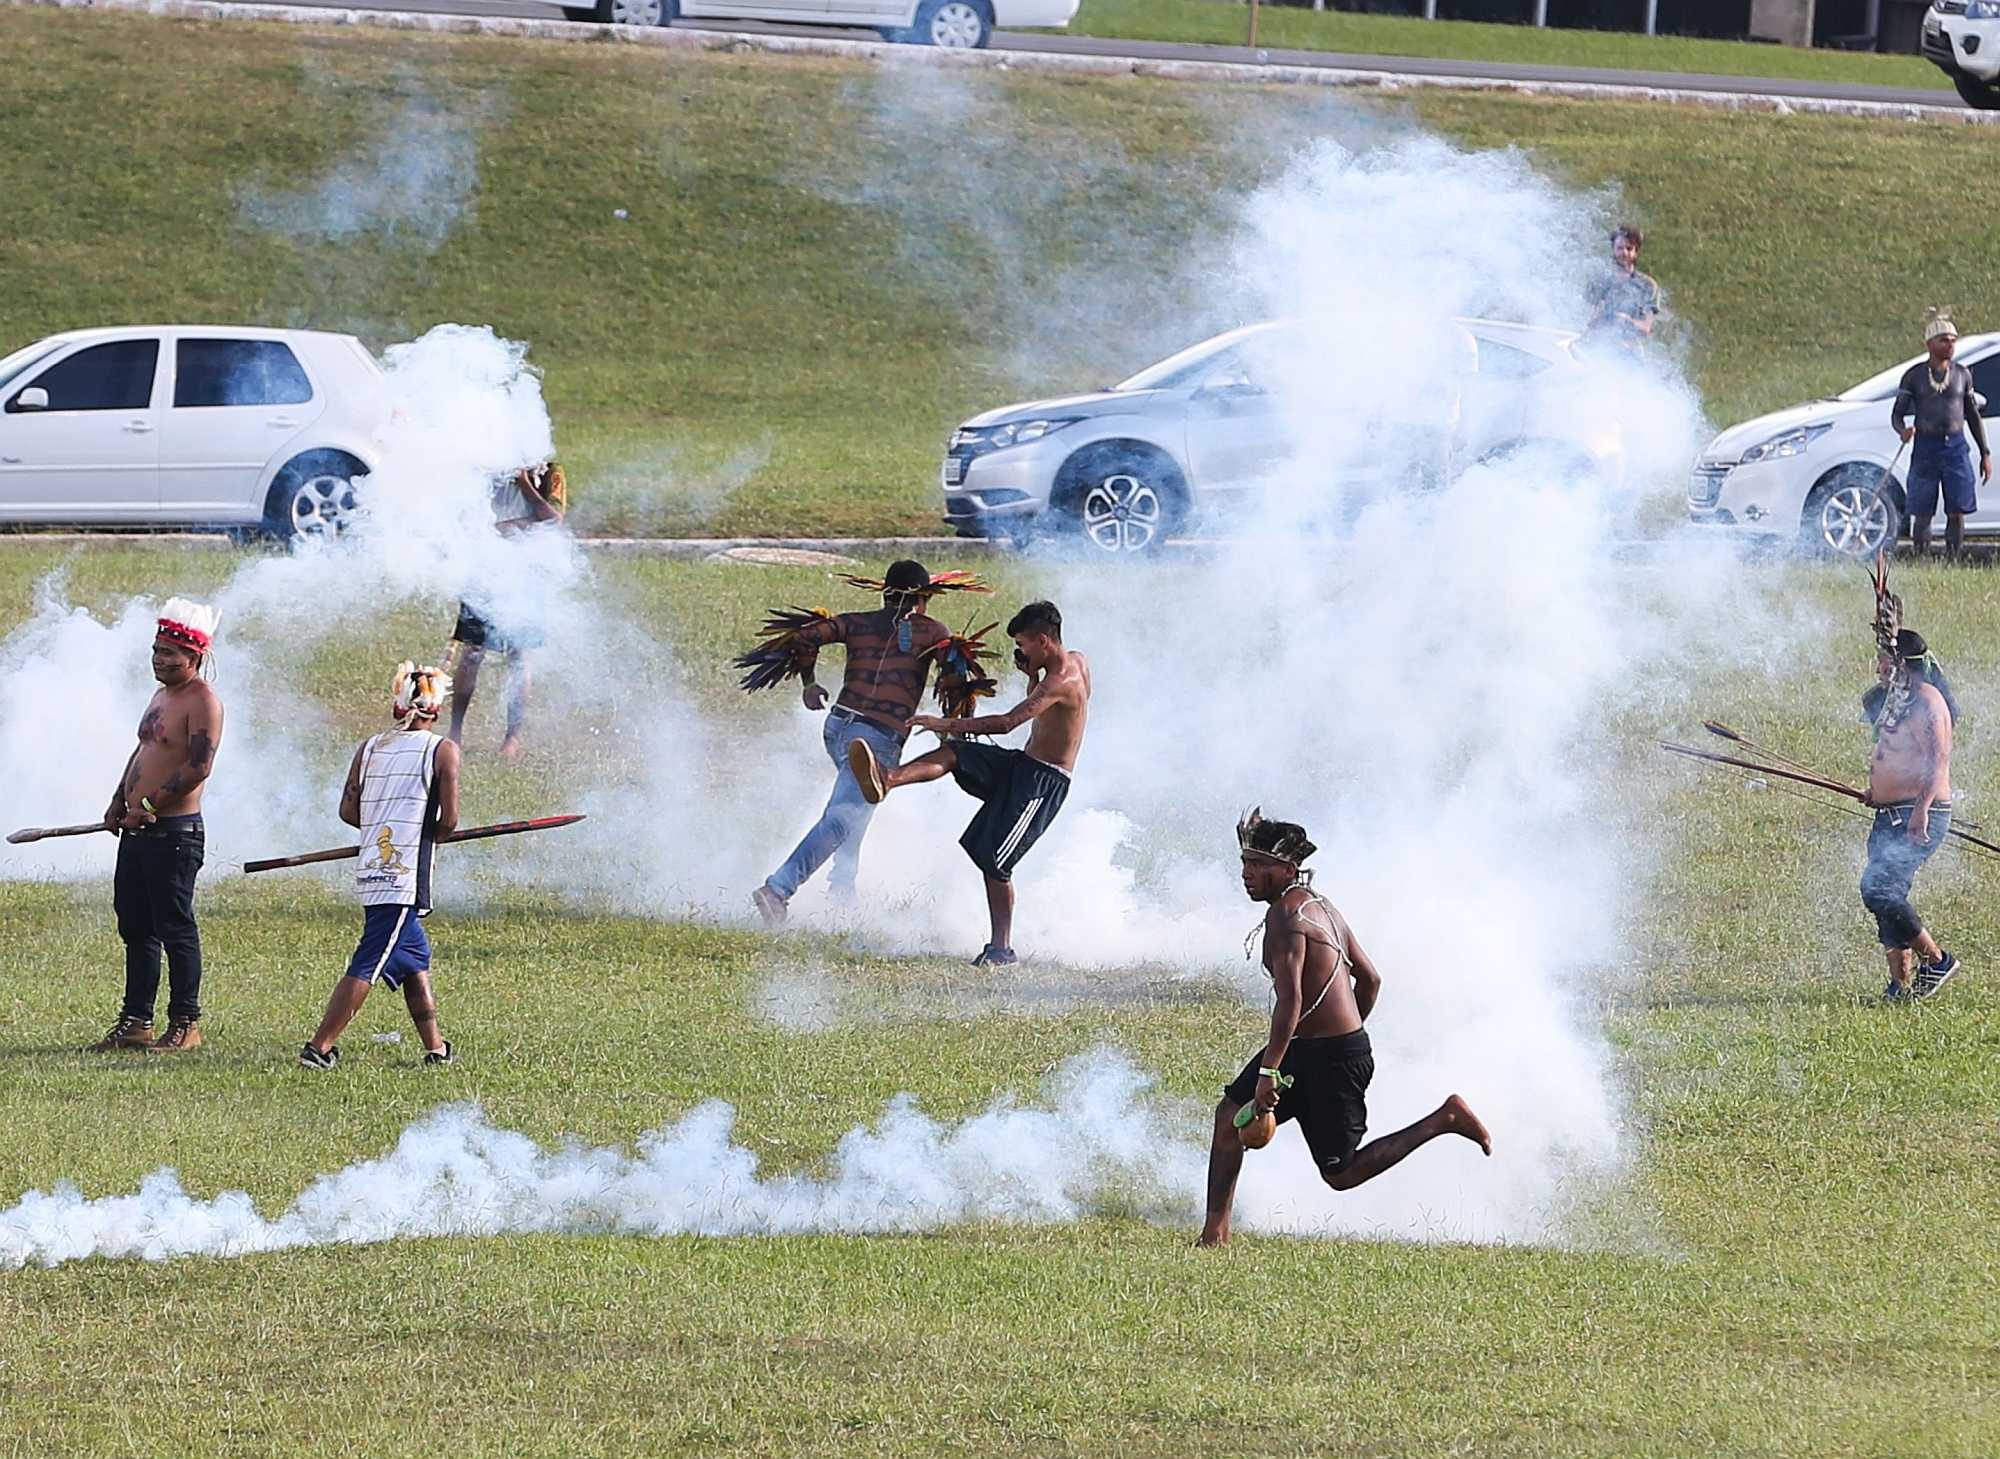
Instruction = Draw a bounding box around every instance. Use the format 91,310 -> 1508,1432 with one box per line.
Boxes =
499,736 -> 524,764
1440,1094 -> 1492,1156
1195,1226 -> 1230,1248
846,738 -> 886,803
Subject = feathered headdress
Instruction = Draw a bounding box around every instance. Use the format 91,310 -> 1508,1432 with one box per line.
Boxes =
1871,552 -> 1915,734
1237,807 -> 1316,867
834,569 -> 991,599
392,660 -> 452,728
155,597 -> 219,654
927,619 -> 1000,721
734,606 -> 835,693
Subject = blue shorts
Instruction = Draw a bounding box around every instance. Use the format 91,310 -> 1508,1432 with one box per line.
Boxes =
345,904 -> 431,989
1906,433 -> 1977,519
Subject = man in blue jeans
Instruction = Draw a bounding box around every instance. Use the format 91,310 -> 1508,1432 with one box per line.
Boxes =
737,562 -> 992,923
1891,309 -> 1992,559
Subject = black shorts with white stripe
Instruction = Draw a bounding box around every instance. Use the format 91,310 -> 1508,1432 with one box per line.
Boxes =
951,742 -> 1070,883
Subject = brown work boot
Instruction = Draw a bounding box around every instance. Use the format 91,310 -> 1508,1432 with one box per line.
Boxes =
147,1018 -> 204,1054
85,1015 -> 154,1052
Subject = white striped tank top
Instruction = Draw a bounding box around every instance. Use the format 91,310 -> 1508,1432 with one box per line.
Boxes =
355,730 -> 442,911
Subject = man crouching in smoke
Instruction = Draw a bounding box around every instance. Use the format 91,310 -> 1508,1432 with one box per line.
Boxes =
1199,810 -> 1490,1248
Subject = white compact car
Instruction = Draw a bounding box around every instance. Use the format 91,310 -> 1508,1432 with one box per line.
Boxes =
0,326 -> 384,538
1688,335 -> 2000,556
1922,0 -> 2000,108
941,318 -> 1626,555
575,0 -> 1077,46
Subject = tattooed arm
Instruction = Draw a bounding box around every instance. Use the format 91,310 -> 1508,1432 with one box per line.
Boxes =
123,686 -> 225,822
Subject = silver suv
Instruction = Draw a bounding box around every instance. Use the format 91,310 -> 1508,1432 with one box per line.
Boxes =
941,319 -> 1624,554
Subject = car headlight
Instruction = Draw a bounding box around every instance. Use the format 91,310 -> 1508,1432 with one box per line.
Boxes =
1966,1 -> 2000,19
985,418 -> 1079,450
1738,422 -> 1833,465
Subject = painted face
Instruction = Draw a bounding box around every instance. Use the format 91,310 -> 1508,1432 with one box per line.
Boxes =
151,636 -> 199,684
1240,854 -> 1288,900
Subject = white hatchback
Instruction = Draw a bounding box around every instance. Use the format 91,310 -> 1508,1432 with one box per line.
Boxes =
0,326 -> 385,538
574,0 -> 1077,47
1687,335 -> 2000,556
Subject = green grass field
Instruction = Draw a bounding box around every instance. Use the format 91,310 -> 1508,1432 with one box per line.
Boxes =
1,6 -> 1996,537
3,540 -> 2000,1456
1061,0 -> 1952,90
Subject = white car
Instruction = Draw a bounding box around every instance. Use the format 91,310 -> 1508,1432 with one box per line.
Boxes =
575,0 -> 1077,47
942,318 -> 1626,554
1922,0 -> 2000,109
1688,335 -> 2000,556
0,326 -> 384,538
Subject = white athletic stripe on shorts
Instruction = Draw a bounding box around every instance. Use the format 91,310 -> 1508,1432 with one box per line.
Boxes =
364,906 -> 411,985
994,796 -> 1045,871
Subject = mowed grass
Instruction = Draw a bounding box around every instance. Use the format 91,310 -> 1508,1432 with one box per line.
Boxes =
1063,0 -> 1951,91
2,7 -> 1998,537
3,542 -> 2000,1456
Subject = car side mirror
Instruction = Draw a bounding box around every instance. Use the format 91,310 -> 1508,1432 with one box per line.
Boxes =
11,387 -> 48,412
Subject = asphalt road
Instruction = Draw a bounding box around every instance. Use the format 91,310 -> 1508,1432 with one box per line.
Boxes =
262,0 -> 1961,109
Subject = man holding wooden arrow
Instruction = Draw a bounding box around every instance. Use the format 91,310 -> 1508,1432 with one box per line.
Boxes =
1863,628 -> 1961,1002
300,661 -> 461,1069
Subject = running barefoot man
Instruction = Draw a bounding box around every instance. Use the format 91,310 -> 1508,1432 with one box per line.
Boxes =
1198,810 -> 1490,1249
1863,569 -> 1961,1001
301,662 -> 461,1069
89,599 -> 225,1055
448,458 -> 566,761
736,562 -> 994,923
849,600 -> 1088,966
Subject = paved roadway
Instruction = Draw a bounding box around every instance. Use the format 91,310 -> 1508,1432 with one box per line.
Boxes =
263,0 -> 1961,109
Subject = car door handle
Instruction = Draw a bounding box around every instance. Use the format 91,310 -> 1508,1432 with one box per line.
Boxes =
124,420 -> 155,434
0,456 -> 19,464
267,417 -> 301,429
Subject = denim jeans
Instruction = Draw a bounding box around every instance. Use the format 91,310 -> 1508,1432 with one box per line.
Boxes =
1860,802 -> 1951,949
767,713 -> 904,900
113,813 -> 205,1022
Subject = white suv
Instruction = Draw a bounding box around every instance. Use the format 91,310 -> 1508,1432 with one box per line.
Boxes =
0,326 -> 384,538
1688,334 -> 2000,555
1923,0 -> 2000,108
576,0 -> 1077,47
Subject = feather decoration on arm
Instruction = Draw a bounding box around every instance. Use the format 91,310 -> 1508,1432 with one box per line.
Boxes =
927,620 -> 1000,721
733,606 -> 835,693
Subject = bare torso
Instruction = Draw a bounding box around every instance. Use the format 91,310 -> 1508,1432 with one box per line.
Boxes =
126,680 -> 224,816
1023,650 -> 1091,772
1263,886 -> 1362,1038
1868,681 -> 1951,805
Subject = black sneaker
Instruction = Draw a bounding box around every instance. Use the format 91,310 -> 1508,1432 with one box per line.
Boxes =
422,1040 -> 455,1066
971,944 -> 1018,967
299,1043 -> 340,1070
1913,952 -> 1961,1001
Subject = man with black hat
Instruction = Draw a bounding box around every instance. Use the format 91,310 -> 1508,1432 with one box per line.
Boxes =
1197,810 -> 1490,1248
1891,309 -> 1992,558
740,561 -> 992,923
1864,624 -> 1961,1001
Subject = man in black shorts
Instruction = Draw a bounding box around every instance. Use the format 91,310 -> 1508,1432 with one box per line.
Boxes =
1199,810 -> 1491,1248
447,458 -> 566,760
848,600 -> 1089,966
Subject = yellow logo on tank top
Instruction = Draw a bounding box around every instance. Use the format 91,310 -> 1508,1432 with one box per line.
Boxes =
366,825 -> 410,875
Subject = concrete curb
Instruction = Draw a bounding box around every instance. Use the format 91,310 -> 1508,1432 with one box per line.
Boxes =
0,532 -> 993,558
9,0 -> 1993,126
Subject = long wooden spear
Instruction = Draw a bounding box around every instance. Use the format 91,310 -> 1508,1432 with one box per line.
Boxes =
1659,742 -> 2000,859
6,822 -> 112,845
243,815 -> 586,875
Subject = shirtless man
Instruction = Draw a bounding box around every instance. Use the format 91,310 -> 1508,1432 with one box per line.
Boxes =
448,458 -> 566,761
848,600 -> 1088,966
1198,810 -> 1489,1248
1863,628 -> 1959,1001
748,561 -> 988,922
88,599 -> 226,1054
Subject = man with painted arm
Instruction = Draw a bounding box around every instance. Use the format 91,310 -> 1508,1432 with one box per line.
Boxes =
1198,810 -> 1490,1248
300,661 -> 461,1069
1891,310 -> 1992,559
848,600 -> 1089,966
88,598 -> 226,1055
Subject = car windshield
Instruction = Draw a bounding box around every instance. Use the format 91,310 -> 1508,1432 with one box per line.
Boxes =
1116,327 -> 1276,391
0,340 -> 67,397
1838,352 -> 1927,402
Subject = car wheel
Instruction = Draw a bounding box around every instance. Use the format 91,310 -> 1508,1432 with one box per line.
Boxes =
1801,465 -> 1900,558
912,0 -> 992,47
1052,446 -> 1185,557
1952,74 -> 2000,109
264,452 -> 368,541
590,0 -> 673,25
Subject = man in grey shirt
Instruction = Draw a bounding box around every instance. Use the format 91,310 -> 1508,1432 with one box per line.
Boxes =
1892,310 -> 1992,558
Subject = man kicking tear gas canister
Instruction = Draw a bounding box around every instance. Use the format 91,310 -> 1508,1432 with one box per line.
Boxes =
847,600 -> 1089,967
1198,810 -> 1490,1248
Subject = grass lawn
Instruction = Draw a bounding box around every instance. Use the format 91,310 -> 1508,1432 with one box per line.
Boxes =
3,541 -> 2000,1456
1,7 -> 1995,539
1060,0 -> 1952,91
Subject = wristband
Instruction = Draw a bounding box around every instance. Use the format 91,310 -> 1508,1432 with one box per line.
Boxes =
141,796 -> 158,814
1257,1069 -> 1294,1088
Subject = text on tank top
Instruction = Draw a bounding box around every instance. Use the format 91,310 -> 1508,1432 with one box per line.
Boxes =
356,730 -> 441,911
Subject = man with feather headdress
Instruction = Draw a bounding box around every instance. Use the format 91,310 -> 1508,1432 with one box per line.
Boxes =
736,560 -> 996,923
88,598 -> 225,1055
